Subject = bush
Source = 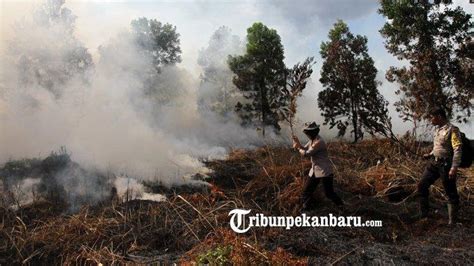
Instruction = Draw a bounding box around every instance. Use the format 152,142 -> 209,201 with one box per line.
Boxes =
197,245 -> 233,265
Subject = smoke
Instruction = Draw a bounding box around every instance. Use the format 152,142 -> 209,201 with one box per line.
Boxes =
5,178 -> 42,209
113,175 -> 166,202
0,0 -> 281,203
197,26 -> 244,117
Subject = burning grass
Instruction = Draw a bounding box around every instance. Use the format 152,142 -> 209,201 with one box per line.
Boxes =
1,139 -> 473,264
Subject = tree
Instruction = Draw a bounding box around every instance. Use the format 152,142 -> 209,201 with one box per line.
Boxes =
379,0 -> 473,124
197,26 -> 244,116
8,0 -> 93,98
318,20 -> 390,143
228,22 -> 287,136
130,18 -> 182,105
131,17 -> 181,72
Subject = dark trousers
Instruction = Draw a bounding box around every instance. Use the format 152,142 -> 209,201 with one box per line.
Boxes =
303,174 -> 343,205
417,161 -> 459,204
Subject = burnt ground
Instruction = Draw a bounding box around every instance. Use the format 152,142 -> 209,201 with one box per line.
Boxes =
1,139 -> 473,265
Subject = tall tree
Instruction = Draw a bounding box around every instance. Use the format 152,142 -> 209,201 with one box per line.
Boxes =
197,26 -> 244,116
379,0 -> 473,124
228,22 -> 287,136
130,18 -> 182,105
131,17 -> 181,72
318,20 -> 390,143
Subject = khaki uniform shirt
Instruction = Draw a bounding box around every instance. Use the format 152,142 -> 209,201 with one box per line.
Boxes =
299,136 -> 334,178
431,123 -> 462,168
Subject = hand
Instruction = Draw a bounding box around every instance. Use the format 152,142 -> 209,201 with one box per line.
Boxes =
292,141 -> 302,150
449,167 -> 457,180
422,153 -> 432,160
292,142 -> 300,149
292,136 -> 302,149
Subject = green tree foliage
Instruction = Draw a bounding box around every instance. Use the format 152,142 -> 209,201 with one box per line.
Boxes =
197,26 -> 244,117
130,17 -> 182,105
379,0 -> 473,123
131,17 -> 182,72
318,20 -> 391,143
8,0 -> 93,98
228,22 -> 288,136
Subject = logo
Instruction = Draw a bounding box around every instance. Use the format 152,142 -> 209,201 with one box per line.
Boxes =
228,209 -> 251,233
228,209 -> 383,233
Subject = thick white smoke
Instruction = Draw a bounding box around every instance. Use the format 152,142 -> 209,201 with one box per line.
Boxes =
0,0 -> 282,194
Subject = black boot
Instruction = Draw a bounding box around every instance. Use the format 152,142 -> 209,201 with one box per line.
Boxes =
419,197 -> 429,219
332,196 -> 344,207
301,198 -> 315,211
448,203 -> 459,225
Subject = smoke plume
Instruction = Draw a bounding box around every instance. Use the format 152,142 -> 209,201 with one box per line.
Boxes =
0,0 -> 282,209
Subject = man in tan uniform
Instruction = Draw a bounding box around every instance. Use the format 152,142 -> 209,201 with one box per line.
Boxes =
292,122 -> 343,211
418,108 -> 463,225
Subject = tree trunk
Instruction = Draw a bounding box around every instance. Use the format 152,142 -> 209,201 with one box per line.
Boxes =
260,81 -> 266,137
349,83 -> 359,143
352,110 -> 358,143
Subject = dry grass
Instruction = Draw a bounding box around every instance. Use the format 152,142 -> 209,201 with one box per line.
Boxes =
1,138 -> 473,264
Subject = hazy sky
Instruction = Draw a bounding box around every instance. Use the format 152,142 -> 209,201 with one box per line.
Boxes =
1,0 -> 473,136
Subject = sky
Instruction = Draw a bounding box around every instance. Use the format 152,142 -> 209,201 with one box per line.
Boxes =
1,0 -> 473,137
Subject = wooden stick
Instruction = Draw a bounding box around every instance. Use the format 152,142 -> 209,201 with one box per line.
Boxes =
330,247 -> 358,265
